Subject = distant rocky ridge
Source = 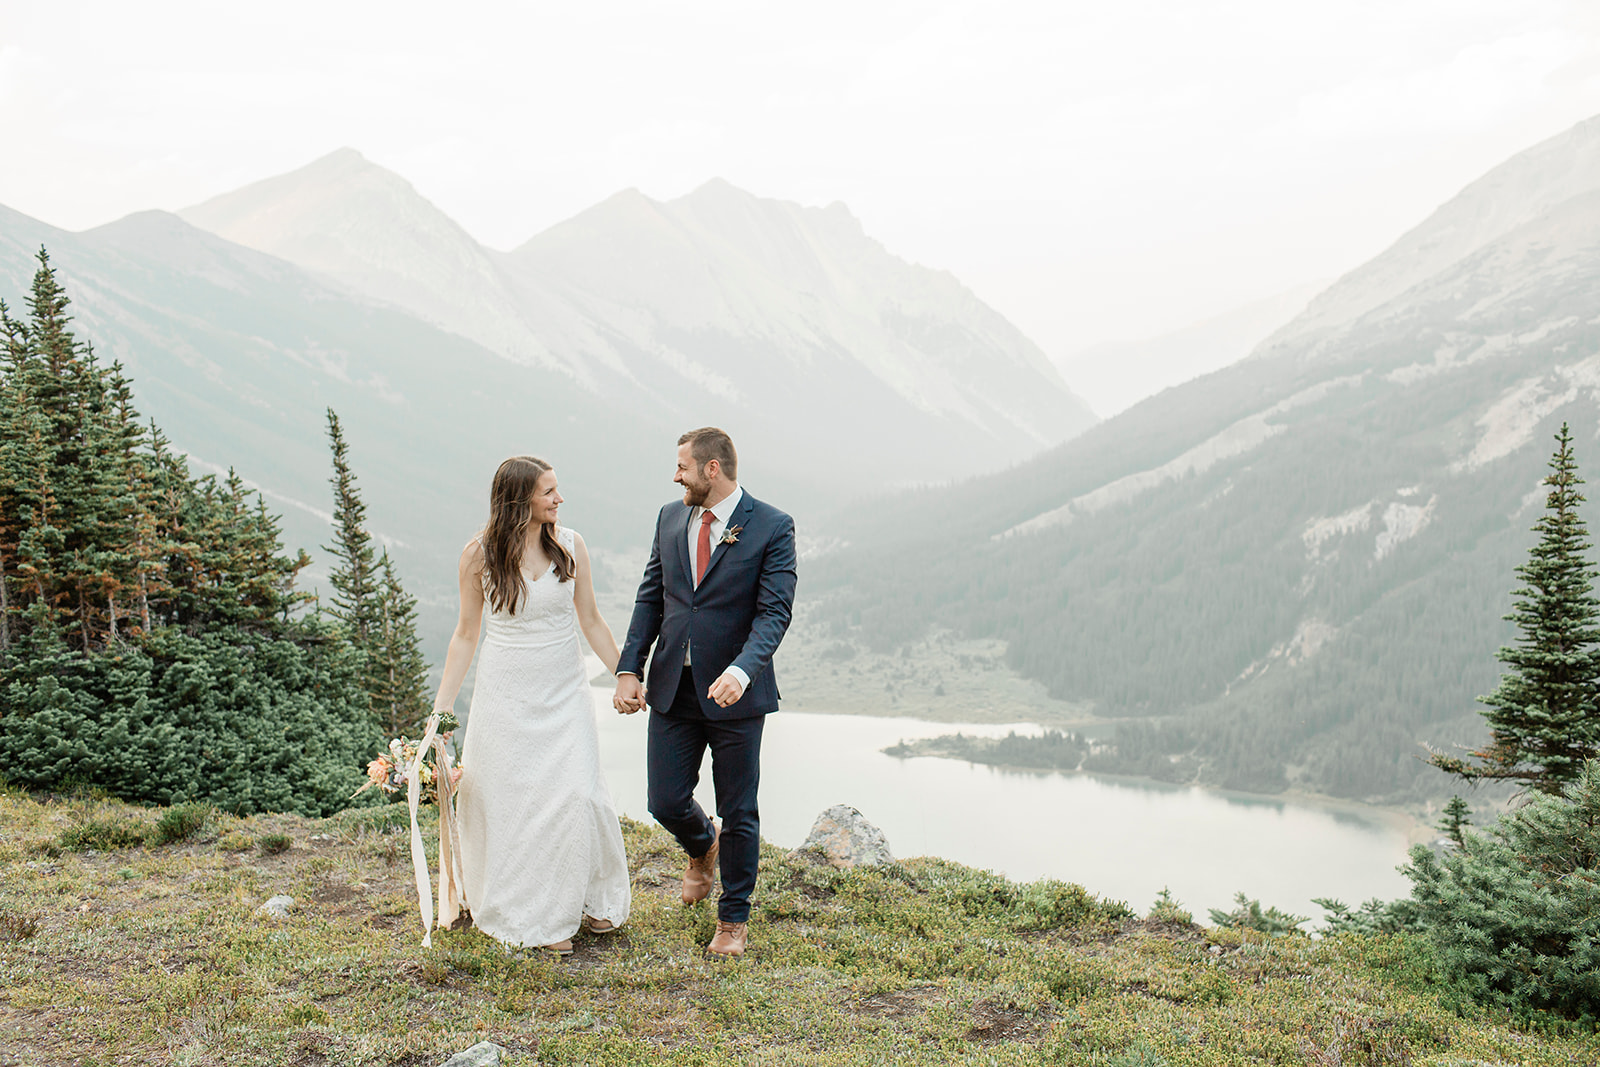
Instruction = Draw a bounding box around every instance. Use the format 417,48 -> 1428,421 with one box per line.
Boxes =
1259,113 -> 1600,354
180,150 -> 1095,471
811,112 -> 1600,803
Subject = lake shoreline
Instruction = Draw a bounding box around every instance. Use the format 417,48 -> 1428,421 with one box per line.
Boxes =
883,745 -> 1436,849
790,701 -> 1440,850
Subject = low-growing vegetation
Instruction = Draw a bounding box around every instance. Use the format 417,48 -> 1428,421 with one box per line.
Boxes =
3,785 -> 1599,1066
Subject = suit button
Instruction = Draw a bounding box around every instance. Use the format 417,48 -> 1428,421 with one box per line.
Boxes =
691,607 -> 698,613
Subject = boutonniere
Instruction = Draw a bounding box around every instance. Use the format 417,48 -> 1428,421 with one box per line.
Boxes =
720,525 -> 743,546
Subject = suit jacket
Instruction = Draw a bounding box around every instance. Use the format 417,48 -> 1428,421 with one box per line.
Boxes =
618,490 -> 797,719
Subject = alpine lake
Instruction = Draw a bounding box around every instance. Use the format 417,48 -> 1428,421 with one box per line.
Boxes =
581,681 -> 1416,925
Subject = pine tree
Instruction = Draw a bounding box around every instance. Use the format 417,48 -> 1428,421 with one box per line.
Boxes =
1404,760 -> 1600,1021
321,408 -> 430,732
0,251 -> 379,814
1429,423 -> 1600,793
1438,796 -> 1471,849
371,549 -> 431,737
322,408 -> 379,649
0,296 -> 31,658
0,249 -> 148,651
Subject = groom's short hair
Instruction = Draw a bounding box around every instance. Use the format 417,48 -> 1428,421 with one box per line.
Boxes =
679,427 -> 737,480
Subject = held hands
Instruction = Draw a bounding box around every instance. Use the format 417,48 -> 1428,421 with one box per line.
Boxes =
614,671 -> 744,711
613,674 -> 646,715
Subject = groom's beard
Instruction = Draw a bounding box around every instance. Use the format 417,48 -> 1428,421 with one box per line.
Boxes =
682,480 -> 711,507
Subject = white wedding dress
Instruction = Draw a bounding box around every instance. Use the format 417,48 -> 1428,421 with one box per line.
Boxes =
456,527 -> 632,946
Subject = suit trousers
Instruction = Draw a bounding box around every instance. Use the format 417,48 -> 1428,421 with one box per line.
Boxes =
646,671 -> 765,923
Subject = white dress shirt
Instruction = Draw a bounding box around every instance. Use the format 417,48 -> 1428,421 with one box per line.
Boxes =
617,485 -> 749,696
686,486 -> 749,690
687,485 -> 743,582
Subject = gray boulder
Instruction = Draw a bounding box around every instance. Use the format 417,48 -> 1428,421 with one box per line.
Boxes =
798,805 -> 893,869
440,1042 -> 504,1067
255,894 -> 295,919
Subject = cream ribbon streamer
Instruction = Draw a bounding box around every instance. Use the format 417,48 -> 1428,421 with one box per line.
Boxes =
406,713 -> 465,947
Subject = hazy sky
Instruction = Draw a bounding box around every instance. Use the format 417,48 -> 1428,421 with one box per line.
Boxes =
4,1 -> 1600,359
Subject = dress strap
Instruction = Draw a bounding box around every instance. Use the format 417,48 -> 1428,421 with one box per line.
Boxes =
556,526 -> 577,552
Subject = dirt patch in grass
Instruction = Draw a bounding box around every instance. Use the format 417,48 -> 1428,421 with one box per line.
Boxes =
1051,915 -> 1207,955
966,998 -> 1051,1044
852,984 -> 940,1019
311,882 -> 361,906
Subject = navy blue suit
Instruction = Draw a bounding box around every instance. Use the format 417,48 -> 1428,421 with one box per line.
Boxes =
618,490 -> 796,922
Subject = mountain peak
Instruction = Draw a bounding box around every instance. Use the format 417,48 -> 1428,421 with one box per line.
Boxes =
176,149 -> 588,381
1262,111 -> 1600,353
685,176 -> 744,200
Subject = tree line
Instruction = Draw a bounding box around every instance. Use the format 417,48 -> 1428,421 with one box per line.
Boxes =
0,250 -> 428,814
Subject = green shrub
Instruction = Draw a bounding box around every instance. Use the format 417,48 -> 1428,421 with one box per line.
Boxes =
258,833 -> 292,855
1013,879 -> 1125,930
1207,892 -> 1308,936
152,802 -> 212,845
1404,759 -> 1600,1022
58,817 -> 148,851
904,860 -> 1129,930
0,623 -> 377,817
1147,887 -> 1193,925
1090,1045 -> 1170,1067
1314,896 -> 1424,936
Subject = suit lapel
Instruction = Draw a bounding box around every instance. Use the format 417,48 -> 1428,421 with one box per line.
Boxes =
673,502 -> 694,589
697,492 -> 756,589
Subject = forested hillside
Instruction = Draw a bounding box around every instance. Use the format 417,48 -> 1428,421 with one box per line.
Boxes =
0,206 -> 682,647
809,115 -> 1600,803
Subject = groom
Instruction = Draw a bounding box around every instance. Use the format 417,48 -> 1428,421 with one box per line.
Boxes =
613,427 -> 797,958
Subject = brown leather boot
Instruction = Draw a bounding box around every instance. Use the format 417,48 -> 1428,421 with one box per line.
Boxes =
681,823 -> 720,905
707,920 -> 747,958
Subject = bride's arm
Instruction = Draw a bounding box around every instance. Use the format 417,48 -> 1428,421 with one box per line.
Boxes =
431,539 -> 488,718
572,532 -> 621,675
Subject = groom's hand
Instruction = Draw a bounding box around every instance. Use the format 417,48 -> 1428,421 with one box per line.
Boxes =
707,672 -> 745,708
613,674 -> 645,715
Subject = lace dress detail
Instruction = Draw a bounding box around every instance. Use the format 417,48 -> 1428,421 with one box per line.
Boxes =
455,526 -> 631,945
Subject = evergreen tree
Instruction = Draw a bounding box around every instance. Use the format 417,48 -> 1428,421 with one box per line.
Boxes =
0,250 -> 378,814
1439,796 -> 1472,849
322,408 -> 377,641
1404,760 -> 1600,1022
0,296 -> 31,659
371,549 -> 430,737
322,409 -> 378,652
320,408 -> 430,733
1430,424 -> 1600,793
0,249 -> 149,652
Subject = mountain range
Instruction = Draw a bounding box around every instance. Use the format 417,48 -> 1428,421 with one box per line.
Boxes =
178,150 -> 1094,482
1,156 -> 1095,637
812,113 -> 1600,804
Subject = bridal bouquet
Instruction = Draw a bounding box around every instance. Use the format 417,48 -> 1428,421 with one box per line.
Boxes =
353,712 -> 463,805
354,711 -> 468,947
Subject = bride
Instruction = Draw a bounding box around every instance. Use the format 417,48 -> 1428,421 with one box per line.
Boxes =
430,455 -> 632,954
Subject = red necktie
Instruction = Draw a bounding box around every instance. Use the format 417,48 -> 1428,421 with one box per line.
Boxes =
696,510 -> 715,586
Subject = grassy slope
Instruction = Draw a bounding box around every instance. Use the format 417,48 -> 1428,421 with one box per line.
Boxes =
1,789 -> 1595,1067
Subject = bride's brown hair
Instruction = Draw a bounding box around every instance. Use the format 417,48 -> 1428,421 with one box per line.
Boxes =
481,456 -> 575,614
